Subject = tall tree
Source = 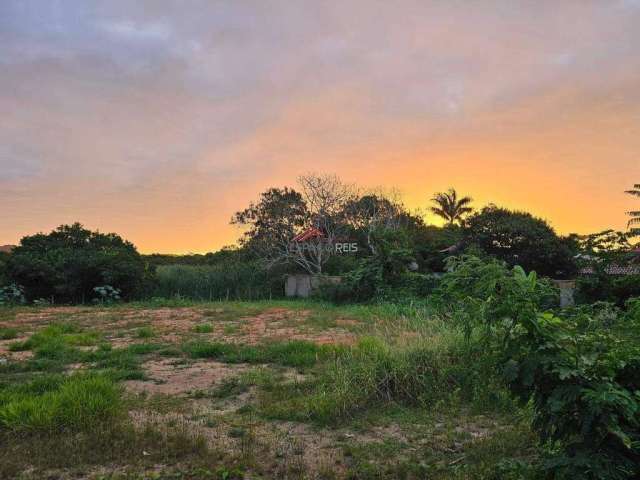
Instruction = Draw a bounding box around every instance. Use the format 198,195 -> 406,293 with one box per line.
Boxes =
430,188 -> 473,226
463,205 -> 577,278
626,184 -> 640,237
232,174 -> 357,274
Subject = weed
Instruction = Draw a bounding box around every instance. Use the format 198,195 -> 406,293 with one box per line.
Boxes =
135,326 -> 155,338
0,327 -> 18,340
193,323 -> 214,333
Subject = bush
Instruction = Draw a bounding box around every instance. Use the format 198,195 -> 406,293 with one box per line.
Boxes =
463,206 -> 577,278
0,284 -> 25,306
318,227 -> 415,303
8,223 -> 147,303
442,256 -> 640,479
503,310 -> 640,479
576,274 -> 640,306
92,285 -> 122,304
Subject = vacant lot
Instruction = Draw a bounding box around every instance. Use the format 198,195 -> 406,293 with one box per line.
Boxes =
0,301 -> 536,479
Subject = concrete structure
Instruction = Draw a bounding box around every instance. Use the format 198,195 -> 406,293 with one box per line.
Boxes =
553,279 -> 576,308
285,274 -> 341,298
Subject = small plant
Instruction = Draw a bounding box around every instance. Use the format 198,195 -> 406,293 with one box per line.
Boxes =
135,326 -> 155,339
193,323 -> 214,333
92,285 -> 121,304
0,328 -> 18,340
0,284 -> 26,306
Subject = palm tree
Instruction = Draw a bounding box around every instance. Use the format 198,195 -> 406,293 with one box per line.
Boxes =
626,184 -> 640,236
430,188 -> 473,226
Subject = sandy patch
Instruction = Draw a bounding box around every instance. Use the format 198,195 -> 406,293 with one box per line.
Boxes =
235,308 -> 356,345
124,358 -> 248,395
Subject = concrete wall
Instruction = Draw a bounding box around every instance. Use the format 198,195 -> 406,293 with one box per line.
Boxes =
285,274 -> 342,298
553,279 -> 576,308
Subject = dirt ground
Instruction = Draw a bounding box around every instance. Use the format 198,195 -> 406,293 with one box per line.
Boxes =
0,304 -> 525,479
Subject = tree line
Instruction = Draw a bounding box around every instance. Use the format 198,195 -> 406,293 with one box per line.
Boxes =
0,174 -> 638,304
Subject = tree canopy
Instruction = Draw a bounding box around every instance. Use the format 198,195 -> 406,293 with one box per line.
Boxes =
463,205 -> 577,278
8,223 -> 146,302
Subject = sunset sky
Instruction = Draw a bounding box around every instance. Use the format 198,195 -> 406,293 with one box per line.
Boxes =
1,1 -> 639,253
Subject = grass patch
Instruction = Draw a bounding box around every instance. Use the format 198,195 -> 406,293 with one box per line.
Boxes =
183,339 -> 340,368
261,335 -> 513,425
193,323 -> 214,333
0,372 -> 122,433
0,327 -> 18,340
84,343 -> 165,380
135,326 -> 155,339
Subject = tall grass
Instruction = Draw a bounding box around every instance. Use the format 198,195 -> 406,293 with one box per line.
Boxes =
262,315 -> 514,424
153,263 -> 281,301
0,373 -> 122,432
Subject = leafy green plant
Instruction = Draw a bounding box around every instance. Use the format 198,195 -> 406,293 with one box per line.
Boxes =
441,256 -> 640,479
92,285 -> 122,304
0,284 -> 25,306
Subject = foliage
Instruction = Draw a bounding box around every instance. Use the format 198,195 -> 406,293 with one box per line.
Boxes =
575,230 -> 640,305
576,274 -> 640,306
503,309 -> 640,479
438,255 -> 556,340
7,223 -> 147,303
318,227 -> 414,302
441,256 -> 640,479
0,284 -> 26,306
92,285 -> 122,304
430,188 -> 473,226
153,261 -> 282,300
626,183 -> 640,237
232,186 -> 308,265
463,205 -> 577,278
0,252 -> 10,286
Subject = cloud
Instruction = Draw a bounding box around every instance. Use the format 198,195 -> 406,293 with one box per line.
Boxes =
98,19 -> 171,41
0,0 -> 639,251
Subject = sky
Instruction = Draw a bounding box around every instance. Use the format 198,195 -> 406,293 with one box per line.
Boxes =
1,0 -> 639,253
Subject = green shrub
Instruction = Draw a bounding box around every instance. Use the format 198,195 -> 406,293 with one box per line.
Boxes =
442,256 -> 640,479
0,284 -> 25,306
503,311 -> 640,479
7,223 -> 147,303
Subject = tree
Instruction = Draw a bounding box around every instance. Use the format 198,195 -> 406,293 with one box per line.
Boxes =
463,205 -> 577,278
8,223 -> 146,303
343,193 -> 407,255
232,174 -> 357,274
232,187 -> 308,266
626,183 -> 640,237
430,188 -> 473,226
0,251 -> 10,286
